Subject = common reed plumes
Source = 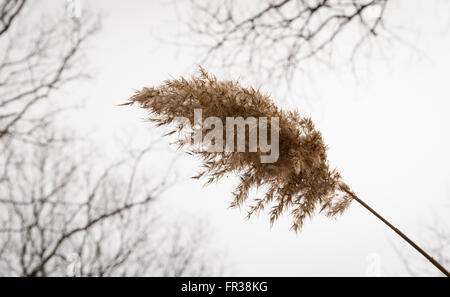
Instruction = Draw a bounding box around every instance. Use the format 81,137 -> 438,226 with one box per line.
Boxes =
124,67 -> 450,276
123,67 -> 354,232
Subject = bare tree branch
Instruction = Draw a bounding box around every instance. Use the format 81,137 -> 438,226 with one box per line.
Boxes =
0,0 -> 26,36
185,0 -> 389,90
0,2 -> 100,140
0,2 -> 225,277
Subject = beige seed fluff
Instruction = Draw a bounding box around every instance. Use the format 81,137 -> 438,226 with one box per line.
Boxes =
123,67 -> 354,232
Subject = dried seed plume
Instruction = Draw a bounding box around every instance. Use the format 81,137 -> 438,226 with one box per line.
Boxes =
123,67 -> 354,232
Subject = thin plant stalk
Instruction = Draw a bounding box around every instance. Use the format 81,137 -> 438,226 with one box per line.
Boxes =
339,184 -> 450,277
125,68 -> 450,277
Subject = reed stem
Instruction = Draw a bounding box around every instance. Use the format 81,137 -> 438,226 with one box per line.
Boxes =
339,185 -> 450,277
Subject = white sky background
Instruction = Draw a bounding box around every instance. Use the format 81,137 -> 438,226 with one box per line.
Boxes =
32,0 -> 450,276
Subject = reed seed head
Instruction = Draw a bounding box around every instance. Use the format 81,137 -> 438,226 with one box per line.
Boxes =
123,67 -> 353,232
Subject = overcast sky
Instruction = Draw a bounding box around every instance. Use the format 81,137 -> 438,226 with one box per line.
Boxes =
33,0 -> 450,276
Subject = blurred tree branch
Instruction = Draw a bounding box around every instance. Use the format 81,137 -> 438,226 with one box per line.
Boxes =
0,132 -> 222,276
0,0 -> 100,141
0,1 -> 225,277
0,0 -> 26,36
186,0 -> 389,89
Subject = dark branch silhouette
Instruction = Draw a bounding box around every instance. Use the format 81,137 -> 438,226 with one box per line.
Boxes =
0,2 -> 99,141
0,1 -> 225,277
186,0 -> 389,88
0,0 -> 26,36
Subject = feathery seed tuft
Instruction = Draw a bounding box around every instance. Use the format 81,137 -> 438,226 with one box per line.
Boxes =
123,67 -> 354,232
